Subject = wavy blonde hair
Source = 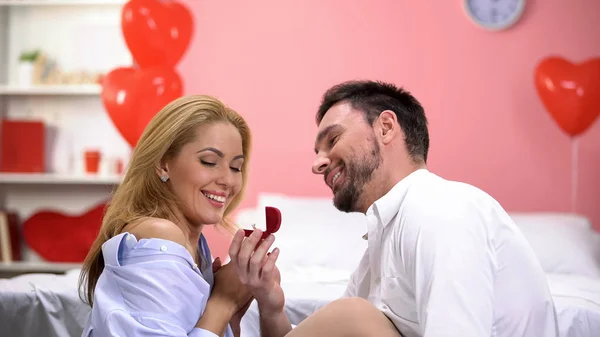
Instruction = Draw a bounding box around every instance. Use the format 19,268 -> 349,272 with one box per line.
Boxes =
78,94 -> 252,307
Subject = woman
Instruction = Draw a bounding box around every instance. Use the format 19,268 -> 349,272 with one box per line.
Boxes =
78,95 -> 277,337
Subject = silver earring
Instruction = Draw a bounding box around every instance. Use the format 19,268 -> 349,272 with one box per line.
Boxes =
160,175 -> 169,182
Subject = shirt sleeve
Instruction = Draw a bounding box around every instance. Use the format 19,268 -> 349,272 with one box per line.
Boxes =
100,309 -> 220,337
401,203 -> 496,337
189,328 -> 219,337
342,250 -> 369,298
342,271 -> 358,298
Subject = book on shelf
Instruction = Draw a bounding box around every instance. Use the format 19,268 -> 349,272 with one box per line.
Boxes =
0,210 -> 21,263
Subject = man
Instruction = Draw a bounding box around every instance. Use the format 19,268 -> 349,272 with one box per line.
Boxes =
229,80 -> 559,337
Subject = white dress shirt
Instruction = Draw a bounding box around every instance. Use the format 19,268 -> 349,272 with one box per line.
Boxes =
344,169 -> 559,337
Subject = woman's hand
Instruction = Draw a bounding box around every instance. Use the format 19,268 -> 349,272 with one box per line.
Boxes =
229,229 -> 284,315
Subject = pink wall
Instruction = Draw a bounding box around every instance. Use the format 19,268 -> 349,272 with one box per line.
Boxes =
178,0 -> 600,259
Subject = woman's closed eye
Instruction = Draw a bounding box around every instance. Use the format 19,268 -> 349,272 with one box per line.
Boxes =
201,160 -> 242,173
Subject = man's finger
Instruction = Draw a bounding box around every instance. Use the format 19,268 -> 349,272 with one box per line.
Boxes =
236,229 -> 263,273
260,247 -> 279,282
249,234 -> 275,285
228,229 -> 245,265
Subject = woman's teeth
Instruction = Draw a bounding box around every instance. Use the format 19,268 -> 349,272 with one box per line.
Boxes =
203,192 -> 225,203
332,171 -> 342,185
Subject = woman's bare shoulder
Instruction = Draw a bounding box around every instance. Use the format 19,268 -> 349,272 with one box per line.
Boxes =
122,217 -> 187,247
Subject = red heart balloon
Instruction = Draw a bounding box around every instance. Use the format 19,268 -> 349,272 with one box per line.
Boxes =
534,57 -> 600,137
22,203 -> 107,263
101,66 -> 183,147
121,0 -> 193,68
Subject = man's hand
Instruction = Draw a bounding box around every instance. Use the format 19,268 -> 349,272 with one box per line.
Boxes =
211,259 -> 253,313
230,297 -> 254,337
213,257 -> 255,337
229,229 -> 285,315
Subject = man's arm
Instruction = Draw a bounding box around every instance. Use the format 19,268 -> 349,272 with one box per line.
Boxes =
258,268 -> 359,337
403,204 -> 495,337
228,229 -> 293,337
259,307 -> 293,337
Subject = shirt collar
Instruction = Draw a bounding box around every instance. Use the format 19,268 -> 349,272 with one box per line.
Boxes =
367,168 -> 430,230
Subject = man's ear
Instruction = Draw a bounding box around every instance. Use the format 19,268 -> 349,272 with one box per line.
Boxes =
377,110 -> 398,145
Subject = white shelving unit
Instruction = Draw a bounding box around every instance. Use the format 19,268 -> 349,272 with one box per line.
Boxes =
0,1 -> 131,274
0,0 -> 126,6
0,84 -> 102,95
0,172 -> 121,184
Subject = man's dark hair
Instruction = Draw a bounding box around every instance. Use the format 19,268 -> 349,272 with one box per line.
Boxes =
316,80 -> 429,163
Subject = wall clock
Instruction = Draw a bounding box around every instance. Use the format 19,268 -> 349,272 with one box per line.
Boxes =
464,0 -> 526,31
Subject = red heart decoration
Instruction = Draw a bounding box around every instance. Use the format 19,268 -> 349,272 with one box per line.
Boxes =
534,57 -> 600,137
22,203 -> 107,263
101,66 -> 183,148
121,0 -> 193,68
245,206 -> 282,239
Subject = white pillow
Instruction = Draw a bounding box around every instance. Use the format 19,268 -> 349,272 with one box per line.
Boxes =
241,193 -> 368,275
238,201 -> 600,278
509,212 -> 600,278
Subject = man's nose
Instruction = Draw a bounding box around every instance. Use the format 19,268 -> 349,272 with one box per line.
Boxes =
312,155 -> 330,175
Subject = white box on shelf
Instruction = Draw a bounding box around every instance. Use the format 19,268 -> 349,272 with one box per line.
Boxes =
16,62 -> 33,86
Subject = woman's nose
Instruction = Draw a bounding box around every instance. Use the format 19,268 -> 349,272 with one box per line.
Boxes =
217,167 -> 235,187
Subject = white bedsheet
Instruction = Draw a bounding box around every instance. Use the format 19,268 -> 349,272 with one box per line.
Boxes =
0,269 -> 89,337
241,270 -> 600,337
1,269 -> 598,337
547,273 -> 600,337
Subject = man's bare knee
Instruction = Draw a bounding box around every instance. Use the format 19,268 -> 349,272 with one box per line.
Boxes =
287,297 -> 401,337
323,297 -> 374,319
319,297 -> 400,336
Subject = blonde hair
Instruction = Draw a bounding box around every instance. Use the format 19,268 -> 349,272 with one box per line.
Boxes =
78,94 -> 251,307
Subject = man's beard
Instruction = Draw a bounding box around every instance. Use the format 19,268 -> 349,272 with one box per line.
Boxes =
333,138 -> 382,213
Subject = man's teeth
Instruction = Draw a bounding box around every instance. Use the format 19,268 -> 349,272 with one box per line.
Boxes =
203,193 -> 225,203
332,171 -> 342,185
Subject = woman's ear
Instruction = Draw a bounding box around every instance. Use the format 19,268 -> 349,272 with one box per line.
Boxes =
377,110 -> 397,145
156,160 -> 170,181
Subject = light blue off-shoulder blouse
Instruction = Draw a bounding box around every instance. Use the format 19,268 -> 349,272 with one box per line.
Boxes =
81,232 -> 233,337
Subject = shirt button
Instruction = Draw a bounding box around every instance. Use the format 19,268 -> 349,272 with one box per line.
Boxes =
193,263 -> 198,269
126,235 -> 131,241
160,245 -> 168,252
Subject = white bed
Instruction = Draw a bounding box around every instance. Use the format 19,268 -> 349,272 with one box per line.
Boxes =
238,194 -> 600,337
239,271 -> 600,337
1,193 -> 600,337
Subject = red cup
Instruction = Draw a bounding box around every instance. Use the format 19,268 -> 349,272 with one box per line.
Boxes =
84,150 -> 101,174
115,159 -> 124,174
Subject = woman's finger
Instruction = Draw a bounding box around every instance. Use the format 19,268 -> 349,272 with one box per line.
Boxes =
212,257 -> 222,273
